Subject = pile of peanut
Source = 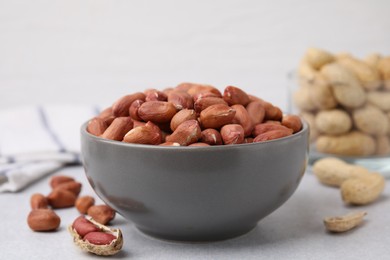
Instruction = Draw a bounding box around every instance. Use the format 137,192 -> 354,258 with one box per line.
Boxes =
27,175 -> 122,256
88,84 -> 303,146
294,48 -> 390,156
313,157 -> 386,233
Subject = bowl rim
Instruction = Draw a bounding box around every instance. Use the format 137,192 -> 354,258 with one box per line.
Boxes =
81,119 -> 309,151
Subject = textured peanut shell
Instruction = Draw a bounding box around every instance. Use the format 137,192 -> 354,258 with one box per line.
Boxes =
352,105 -> 389,135
68,217 -> 123,256
314,109 -> 352,135
324,211 -> 367,233
298,61 -> 317,81
300,112 -> 318,142
316,131 -> 376,156
293,86 -> 317,111
308,81 -> 338,110
312,157 -> 370,187
320,63 -> 366,108
375,135 -> 390,155
338,57 -> 381,90
364,53 -> 382,68
341,173 -> 385,205
367,91 -> 390,112
378,57 -> 390,90
303,48 -> 335,70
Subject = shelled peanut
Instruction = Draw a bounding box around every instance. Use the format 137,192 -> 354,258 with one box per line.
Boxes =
294,48 -> 390,156
88,84 -> 303,145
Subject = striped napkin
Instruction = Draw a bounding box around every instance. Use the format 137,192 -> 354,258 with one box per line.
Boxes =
0,105 -> 98,192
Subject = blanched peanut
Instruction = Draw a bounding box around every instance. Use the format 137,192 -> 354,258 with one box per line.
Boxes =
315,109 -> 352,135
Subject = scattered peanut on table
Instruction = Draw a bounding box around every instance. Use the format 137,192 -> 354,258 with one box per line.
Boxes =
313,157 -> 386,233
324,211 -> 367,233
313,157 -> 385,205
26,174 -> 123,256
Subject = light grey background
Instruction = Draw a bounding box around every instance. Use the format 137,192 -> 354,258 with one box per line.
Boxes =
1,0 -> 389,110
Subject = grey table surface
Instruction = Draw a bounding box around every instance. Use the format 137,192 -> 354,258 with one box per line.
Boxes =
1,165 -> 389,260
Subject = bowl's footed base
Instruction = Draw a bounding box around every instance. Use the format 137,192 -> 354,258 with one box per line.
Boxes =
135,224 -> 257,243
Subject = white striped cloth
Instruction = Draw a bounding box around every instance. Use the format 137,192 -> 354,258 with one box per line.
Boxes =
0,105 -> 98,192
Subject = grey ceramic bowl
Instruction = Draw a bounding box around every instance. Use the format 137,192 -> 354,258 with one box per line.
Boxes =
81,121 -> 309,242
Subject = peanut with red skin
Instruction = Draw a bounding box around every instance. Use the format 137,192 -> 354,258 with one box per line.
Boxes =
129,99 -> 144,121
231,104 -> 253,137
199,104 -> 236,129
194,97 -> 228,113
186,84 -> 222,97
50,175 -> 75,189
252,123 -> 293,137
253,129 -> 293,142
87,205 -> 116,225
84,232 -> 117,245
72,216 -> 100,237
30,193 -> 49,210
282,115 -> 302,133
123,123 -> 162,145
112,92 -> 146,117
246,101 -> 266,125
138,101 -> 177,123
27,209 -> 60,232
76,196 -> 96,214
55,181 -> 82,196
221,124 -> 245,145
96,107 -> 116,125
193,92 -> 220,102
170,109 -> 197,132
47,189 -> 77,209
166,120 -> 202,146
159,142 -> 180,146
200,128 -> 223,145
189,142 -> 210,147
101,117 -> 133,141
87,117 -> 108,136
144,88 -> 168,101
223,86 -> 250,106
168,91 -> 194,110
